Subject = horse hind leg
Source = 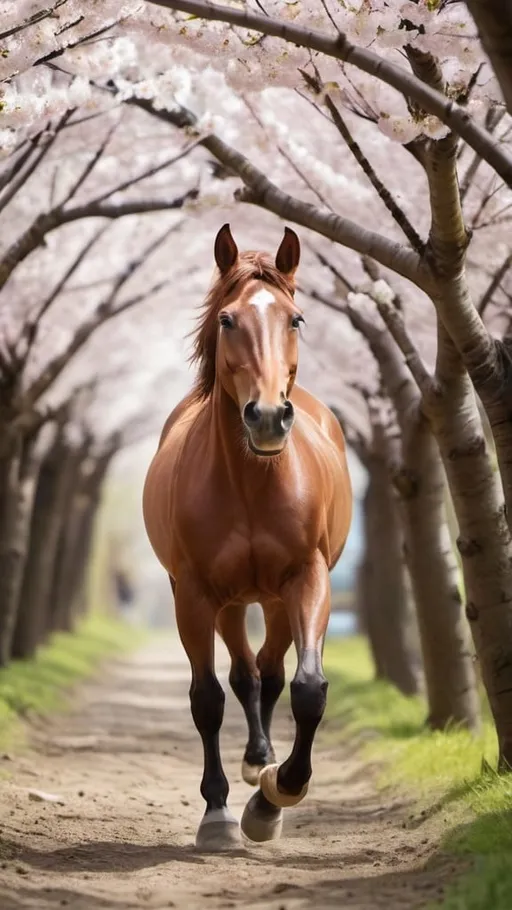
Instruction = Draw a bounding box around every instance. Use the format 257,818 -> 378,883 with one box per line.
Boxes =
174,573 -> 241,852
240,604 -> 292,843
215,604 -> 274,787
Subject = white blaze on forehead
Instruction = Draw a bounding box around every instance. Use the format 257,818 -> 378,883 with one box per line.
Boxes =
249,288 -> 275,314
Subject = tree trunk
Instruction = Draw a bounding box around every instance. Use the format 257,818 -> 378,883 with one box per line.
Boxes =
344,309 -> 480,731
397,413 -> 479,729
360,455 -> 422,696
468,358 -> 512,540
70,501 -> 99,618
48,447 -> 92,633
50,504 -> 85,632
55,445 -> 118,624
356,528 -> 387,680
51,487 -> 97,631
0,433 -> 45,666
11,434 -> 80,659
429,342 -> 512,767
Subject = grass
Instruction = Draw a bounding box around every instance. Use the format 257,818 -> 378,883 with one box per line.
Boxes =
0,611 -> 142,750
323,636 -> 512,910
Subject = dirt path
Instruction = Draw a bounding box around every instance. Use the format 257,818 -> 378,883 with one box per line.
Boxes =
0,638 -> 455,910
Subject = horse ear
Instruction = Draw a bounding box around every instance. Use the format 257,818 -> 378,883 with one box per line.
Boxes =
214,223 -> 238,273
275,227 -> 300,277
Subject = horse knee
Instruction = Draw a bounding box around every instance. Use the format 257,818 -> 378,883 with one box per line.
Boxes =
268,663 -> 327,800
190,671 -> 225,734
290,667 -> 328,728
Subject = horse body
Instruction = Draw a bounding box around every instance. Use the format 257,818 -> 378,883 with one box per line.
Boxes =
145,383 -> 350,601
143,225 -> 352,851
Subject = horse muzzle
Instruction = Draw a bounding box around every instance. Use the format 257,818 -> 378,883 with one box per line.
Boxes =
242,400 -> 295,456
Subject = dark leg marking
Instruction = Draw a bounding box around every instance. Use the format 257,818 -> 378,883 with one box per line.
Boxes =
190,670 -> 229,811
229,659 -> 274,769
277,648 -> 328,796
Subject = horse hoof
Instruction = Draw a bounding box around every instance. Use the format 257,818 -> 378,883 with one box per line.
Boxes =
241,795 -> 283,843
259,764 -> 309,809
195,808 -> 242,852
242,760 -> 264,786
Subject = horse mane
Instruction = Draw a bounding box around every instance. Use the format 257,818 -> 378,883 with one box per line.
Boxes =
189,251 -> 296,401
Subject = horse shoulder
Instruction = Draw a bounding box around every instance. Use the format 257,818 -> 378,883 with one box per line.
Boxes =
292,385 -> 347,452
291,386 -> 352,568
157,392 -> 203,451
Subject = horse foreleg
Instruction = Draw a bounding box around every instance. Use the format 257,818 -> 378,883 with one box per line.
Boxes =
216,604 -> 272,787
174,574 -> 240,852
258,553 -> 330,811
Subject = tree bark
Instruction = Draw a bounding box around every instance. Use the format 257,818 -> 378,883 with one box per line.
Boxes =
49,489 -> 87,633
332,401 -> 422,693
355,535 -> 387,680
0,430 -> 48,666
359,446 -> 422,697
465,1 -> 512,117
429,335 -> 512,767
344,307 -> 480,730
398,412 -> 478,729
404,46 -> 512,765
369,286 -> 512,761
11,433 -> 81,659
53,444 -> 118,626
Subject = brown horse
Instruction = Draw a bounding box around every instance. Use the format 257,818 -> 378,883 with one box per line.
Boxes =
143,224 -> 352,851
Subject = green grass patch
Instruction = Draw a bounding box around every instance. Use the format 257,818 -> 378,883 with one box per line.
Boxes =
0,612 -> 142,750
323,636 -> 512,909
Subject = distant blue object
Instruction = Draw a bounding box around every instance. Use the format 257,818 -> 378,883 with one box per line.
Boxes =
326,611 -> 357,637
330,497 -> 364,591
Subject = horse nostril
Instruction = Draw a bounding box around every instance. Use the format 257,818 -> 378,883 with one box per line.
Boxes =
282,399 -> 294,429
243,401 -> 261,427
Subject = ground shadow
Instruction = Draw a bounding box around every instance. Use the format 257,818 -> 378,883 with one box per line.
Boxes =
2,887 -> 115,910
2,839 -> 219,873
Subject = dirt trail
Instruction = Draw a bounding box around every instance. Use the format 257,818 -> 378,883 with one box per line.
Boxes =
0,638 -> 456,910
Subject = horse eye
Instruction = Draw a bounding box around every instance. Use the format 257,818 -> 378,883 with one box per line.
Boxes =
219,314 -> 234,329
291,314 -> 305,329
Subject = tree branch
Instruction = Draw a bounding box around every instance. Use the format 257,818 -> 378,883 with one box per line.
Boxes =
60,117 -> 120,205
0,0 -> 69,42
360,283 -> 435,397
459,105 -> 506,203
0,110 -> 73,214
242,94 -> 332,209
15,224 -> 111,363
21,217 -> 176,409
147,0 -> 512,187
299,67 -> 425,254
0,188 -> 197,291
90,137 -> 202,205
0,134 -> 43,192
126,95 -> 429,291
478,253 -> 512,318
406,46 -> 496,375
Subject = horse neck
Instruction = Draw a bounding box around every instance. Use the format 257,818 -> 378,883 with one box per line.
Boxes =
207,381 -> 283,476
208,381 -> 243,462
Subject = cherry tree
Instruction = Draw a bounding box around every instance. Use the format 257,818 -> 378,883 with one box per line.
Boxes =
4,0 -> 512,763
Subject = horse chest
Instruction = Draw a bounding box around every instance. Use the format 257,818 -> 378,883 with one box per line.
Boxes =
206,528 -> 304,601
186,490 -> 315,600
